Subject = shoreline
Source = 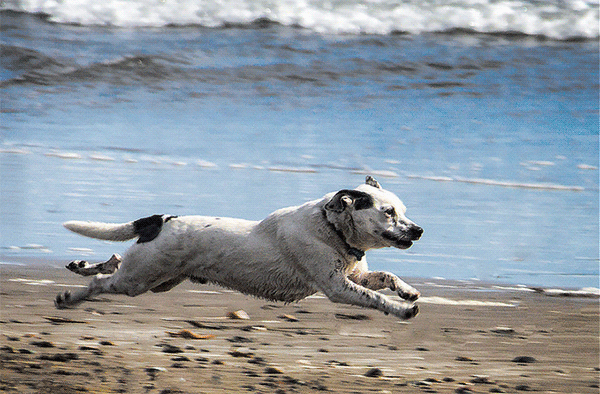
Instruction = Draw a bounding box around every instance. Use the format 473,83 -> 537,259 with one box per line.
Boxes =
1,263 -> 598,393
2,256 -> 598,297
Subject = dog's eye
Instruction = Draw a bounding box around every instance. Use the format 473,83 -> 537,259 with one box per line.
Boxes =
384,207 -> 396,217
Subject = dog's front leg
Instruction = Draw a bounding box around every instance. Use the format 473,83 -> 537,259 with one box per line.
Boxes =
348,269 -> 420,302
319,273 -> 418,320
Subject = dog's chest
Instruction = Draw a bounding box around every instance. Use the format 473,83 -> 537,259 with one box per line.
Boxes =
334,256 -> 361,274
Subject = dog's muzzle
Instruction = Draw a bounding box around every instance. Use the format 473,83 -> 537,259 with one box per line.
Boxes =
408,225 -> 423,241
382,225 -> 423,249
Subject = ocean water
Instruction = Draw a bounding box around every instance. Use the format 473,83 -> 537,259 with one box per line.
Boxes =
1,1 -> 598,290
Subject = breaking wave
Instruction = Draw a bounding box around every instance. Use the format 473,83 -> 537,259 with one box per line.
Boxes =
3,0 -> 599,40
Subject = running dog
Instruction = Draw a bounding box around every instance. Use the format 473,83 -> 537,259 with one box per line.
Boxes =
56,176 -> 423,319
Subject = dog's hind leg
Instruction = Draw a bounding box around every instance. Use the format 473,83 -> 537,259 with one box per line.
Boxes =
55,246 -> 190,309
66,254 -> 122,276
54,269 -> 158,309
55,274 -> 117,309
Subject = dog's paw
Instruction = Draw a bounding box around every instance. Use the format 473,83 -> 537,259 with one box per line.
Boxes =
66,260 -> 89,273
401,304 -> 419,320
398,288 -> 420,302
54,291 -> 72,309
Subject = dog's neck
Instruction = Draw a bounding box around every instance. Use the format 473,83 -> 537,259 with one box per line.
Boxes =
321,210 -> 365,261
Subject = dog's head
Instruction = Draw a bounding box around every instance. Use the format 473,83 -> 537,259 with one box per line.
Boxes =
324,176 -> 423,251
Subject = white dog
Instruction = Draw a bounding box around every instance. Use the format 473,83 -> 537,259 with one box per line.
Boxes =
56,176 -> 423,319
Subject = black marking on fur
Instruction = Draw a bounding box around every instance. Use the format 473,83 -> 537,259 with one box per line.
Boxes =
164,215 -> 178,222
325,190 -> 374,213
133,214 -> 165,243
365,175 -> 381,189
348,248 -> 365,260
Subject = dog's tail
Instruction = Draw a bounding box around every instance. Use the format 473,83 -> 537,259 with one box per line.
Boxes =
63,220 -> 137,241
64,214 -> 176,243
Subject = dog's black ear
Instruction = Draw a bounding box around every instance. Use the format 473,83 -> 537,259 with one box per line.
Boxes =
325,190 -> 374,213
324,192 -> 352,213
365,176 -> 381,189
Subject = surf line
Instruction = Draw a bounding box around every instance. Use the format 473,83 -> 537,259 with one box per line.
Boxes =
407,175 -> 585,192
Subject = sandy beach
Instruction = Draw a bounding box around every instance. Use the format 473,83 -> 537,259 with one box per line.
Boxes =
2,2 -> 598,393
1,263 -> 598,394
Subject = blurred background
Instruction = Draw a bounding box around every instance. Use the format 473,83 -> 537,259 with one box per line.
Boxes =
1,0 -> 598,289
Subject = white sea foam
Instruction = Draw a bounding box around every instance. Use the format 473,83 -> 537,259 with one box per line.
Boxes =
418,296 -> 518,307
531,287 -> 600,297
407,174 -> 586,191
352,169 -> 399,178
229,163 -> 249,169
529,160 -> 555,167
89,154 -> 116,162
67,247 -> 95,254
21,243 -> 45,249
196,159 -> 218,168
268,166 -> 317,173
494,283 -> 600,298
5,0 -> 598,39
44,151 -> 82,160
7,244 -> 53,253
492,284 -> 537,292
9,278 -> 55,286
0,148 -> 30,154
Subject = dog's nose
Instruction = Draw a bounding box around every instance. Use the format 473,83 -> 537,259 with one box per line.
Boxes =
410,225 -> 423,240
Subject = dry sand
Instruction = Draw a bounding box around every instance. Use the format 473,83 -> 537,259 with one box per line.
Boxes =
1,263 -> 598,393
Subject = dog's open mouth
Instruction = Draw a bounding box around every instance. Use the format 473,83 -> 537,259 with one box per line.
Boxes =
382,231 -> 415,249
395,239 -> 413,249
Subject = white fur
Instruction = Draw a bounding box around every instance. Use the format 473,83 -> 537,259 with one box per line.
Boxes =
63,221 -> 136,241
56,177 -> 423,320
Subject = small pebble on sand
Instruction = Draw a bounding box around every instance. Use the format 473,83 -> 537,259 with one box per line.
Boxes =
470,375 -> 493,384
227,310 -> 250,320
512,356 -> 537,364
167,329 -> 215,340
278,314 -> 299,322
364,367 -> 383,378
30,341 -> 54,348
455,356 -> 473,362
229,347 -> 254,358
161,344 -> 184,354
515,384 -> 532,391
264,366 -> 284,374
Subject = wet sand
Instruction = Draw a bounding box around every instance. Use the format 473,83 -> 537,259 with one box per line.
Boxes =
1,263 -> 598,393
